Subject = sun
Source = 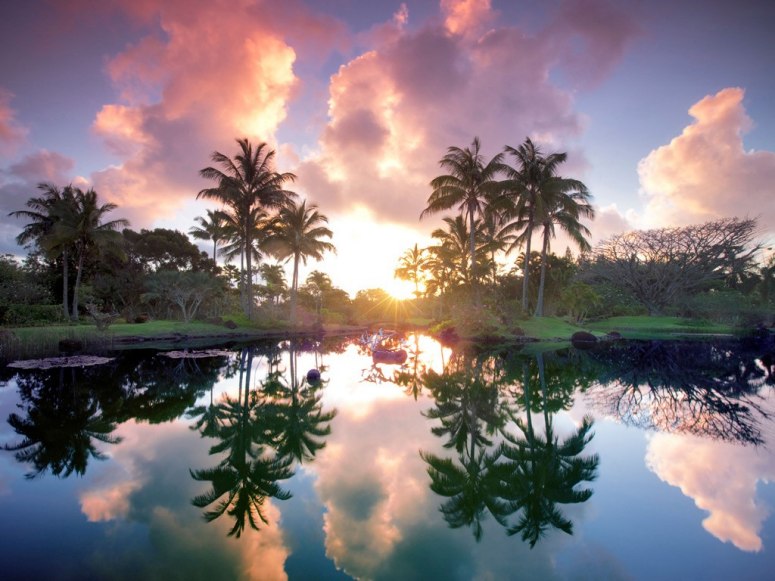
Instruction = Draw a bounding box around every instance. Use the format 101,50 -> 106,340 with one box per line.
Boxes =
384,278 -> 417,301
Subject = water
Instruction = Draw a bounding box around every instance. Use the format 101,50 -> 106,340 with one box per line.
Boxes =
0,334 -> 773,580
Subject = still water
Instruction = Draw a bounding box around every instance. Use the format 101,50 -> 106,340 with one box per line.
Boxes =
0,334 -> 773,580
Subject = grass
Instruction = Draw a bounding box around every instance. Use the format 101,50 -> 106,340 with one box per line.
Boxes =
584,315 -> 736,338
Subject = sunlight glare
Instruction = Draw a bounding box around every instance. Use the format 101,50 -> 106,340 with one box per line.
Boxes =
384,278 -> 417,300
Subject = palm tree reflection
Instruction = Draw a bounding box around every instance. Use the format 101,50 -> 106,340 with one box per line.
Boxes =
190,342 -> 336,536
3,368 -> 122,479
421,349 -> 599,547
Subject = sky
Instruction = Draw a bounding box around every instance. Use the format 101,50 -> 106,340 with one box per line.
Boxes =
1,0 -> 774,297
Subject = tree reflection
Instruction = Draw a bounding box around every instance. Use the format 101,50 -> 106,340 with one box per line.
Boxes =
503,354 -> 598,547
261,339 -> 337,464
190,342 -> 336,537
584,340 -> 772,445
420,348 -> 599,547
3,367 -> 121,479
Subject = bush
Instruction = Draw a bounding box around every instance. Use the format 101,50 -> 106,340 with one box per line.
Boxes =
680,291 -> 766,326
2,304 -> 65,326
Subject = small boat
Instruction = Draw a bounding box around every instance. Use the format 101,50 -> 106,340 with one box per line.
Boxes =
372,348 -> 408,364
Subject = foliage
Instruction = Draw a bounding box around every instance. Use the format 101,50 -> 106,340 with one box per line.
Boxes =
560,282 -> 601,323
587,217 -> 760,315
198,138 -> 297,320
1,304 -> 65,326
144,270 -> 224,323
679,290 -> 766,326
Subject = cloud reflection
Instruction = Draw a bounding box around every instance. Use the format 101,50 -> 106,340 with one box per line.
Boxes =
646,432 -> 775,552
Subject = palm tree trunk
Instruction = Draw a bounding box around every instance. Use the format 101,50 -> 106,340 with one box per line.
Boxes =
212,239 -> 217,264
522,215 -> 534,312
245,233 -> 253,320
290,253 -> 299,325
468,206 -> 476,287
62,248 -> 70,321
535,228 -> 550,317
72,248 -> 85,321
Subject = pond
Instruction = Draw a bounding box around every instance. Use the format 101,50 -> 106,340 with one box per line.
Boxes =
0,333 -> 773,580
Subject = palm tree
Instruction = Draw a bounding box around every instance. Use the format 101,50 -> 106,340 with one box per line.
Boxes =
9,183 -> 78,320
421,137 -> 504,287
534,183 -> 594,316
258,263 -> 288,307
305,270 -> 332,319
266,199 -> 335,325
189,209 -> 228,265
502,138 -> 569,312
198,138 -> 296,319
40,188 -> 128,320
395,243 -> 427,298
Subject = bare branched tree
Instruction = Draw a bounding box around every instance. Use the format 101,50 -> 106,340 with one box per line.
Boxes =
587,217 -> 760,315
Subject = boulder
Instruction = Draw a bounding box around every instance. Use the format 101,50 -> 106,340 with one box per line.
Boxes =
571,331 -> 598,349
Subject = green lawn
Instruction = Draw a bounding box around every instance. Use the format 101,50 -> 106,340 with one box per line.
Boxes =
584,315 -> 736,338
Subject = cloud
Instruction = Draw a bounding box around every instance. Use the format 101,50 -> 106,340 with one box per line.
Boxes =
0,150 -> 80,252
86,0 -> 305,228
639,87 -> 775,231
296,0 -> 639,230
646,431 -> 775,552
0,88 -> 27,154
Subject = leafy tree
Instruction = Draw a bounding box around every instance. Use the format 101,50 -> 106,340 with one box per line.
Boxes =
534,184 -> 594,316
395,244 -> 427,298
501,138 -> 574,312
47,188 -> 128,320
189,209 -> 228,265
422,137 -> 504,287
266,199 -> 335,325
9,183 -> 78,319
144,270 -> 223,322
198,138 -> 296,319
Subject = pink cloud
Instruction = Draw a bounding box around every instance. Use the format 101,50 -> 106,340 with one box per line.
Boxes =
639,88 -> 775,231
0,89 -> 27,154
296,0 -> 638,229
646,431 -> 775,552
87,0 -> 303,228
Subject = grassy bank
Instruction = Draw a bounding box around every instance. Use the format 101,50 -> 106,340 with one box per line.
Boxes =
0,314 -> 753,364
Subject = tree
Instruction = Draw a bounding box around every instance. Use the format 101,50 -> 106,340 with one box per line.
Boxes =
257,263 -> 288,307
198,138 -> 296,319
266,199 -> 335,325
9,183 -> 78,319
502,138 -> 572,312
421,137 -> 504,287
588,217 -> 760,315
189,209 -> 228,265
534,183 -> 594,316
395,244 -> 427,298
144,270 -> 223,322
47,188 -> 129,320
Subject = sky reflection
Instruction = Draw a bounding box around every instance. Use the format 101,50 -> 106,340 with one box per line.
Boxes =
0,336 -> 773,579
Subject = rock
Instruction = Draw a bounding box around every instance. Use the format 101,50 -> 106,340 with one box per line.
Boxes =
307,368 -> 321,383
223,320 -> 238,329
571,331 -> 598,349
605,331 -> 623,341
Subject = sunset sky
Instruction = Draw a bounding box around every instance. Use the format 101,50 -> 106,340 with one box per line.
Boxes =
1,0 -> 773,296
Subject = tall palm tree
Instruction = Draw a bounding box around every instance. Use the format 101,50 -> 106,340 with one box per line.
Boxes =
421,137 -> 504,286
395,243 -> 427,298
47,188 -> 128,320
266,199 -> 335,325
502,138 -> 568,312
189,209 -> 228,265
9,183 -> 78,320
534,184 -> 594,316
198,138 -> 296,319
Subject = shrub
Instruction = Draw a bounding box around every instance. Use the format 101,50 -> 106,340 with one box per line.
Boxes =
2,304 -> 65,326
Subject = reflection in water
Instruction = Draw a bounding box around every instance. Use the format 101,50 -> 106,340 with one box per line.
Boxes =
1,334 -> 773,577
3,367 -> 122,479
189,341 -> 337,537
584,339 -> 773,445
421,349 -> 599,547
